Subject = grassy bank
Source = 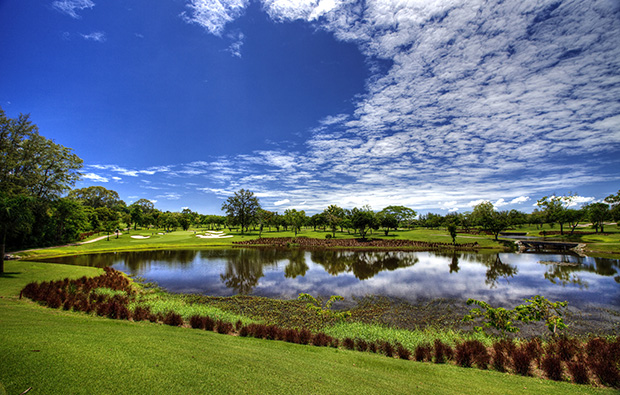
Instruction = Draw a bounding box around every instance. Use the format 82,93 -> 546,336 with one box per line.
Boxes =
1,261 -> 614,394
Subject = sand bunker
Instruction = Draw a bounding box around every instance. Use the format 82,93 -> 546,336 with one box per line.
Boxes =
131,235 -> 151,239
196,234 -> 233,239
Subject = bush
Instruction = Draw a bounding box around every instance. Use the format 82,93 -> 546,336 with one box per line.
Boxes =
512,346 -> 533,376
343,338 -> 355,350
325,234 -> 332,239
189,315 -> 204,329
163,311 -> 184,327
396,343 -> 411,360
434,339 -> 452,364
492,342 -> 508,372
567,360 -> 590,385
541,355 -> 564,381
415,344 -> 432,362
356,339 -> 368,352
215,320 -> 233,334
298,329 -> 312,345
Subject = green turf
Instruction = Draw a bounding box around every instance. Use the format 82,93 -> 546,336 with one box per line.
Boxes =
0,261 -> 615,394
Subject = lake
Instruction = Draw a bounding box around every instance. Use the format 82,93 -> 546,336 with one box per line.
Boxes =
39,248 -> 620,309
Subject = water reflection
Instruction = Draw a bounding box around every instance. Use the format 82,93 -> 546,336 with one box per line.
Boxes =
38,249 -> 620,309
310,250 -> 418,280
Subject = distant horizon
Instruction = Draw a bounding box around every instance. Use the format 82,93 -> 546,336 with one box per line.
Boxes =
2,1 -> 619,215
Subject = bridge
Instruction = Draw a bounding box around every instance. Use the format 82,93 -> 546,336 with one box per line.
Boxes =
515,240 -> 584,252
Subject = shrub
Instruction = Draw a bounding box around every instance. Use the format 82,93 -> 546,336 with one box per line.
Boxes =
343,338 -> 355,350
356,339 -> 368,352
133,306 -> 151,322
415,344 -> 432,362
434,339 -> 451,364
325,234 -> 332,239
265,325 -> 281,340
298,329 -> 312,345
567,360 -> 590,385
492,342 -> 507,372
396,343 -> 411,360
512,346 -> 533,376
163,311 -> 184,327
312,333 -> 332,347
541,355 -> 564,381
235,320 -> 243,331
239,326 -> 250,337
555,336 -> 581,362
284,328 -> 299,344
330,338 -> 339,348
215,320 -> 233,334
455,342 -> 473,368
368,342 -> 378,353
525,338 -> 543,368
381,341 -> 395,358
189,315 -> 204,329
203,316 -> 215,331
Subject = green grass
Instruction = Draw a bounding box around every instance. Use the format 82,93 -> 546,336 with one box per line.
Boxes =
323,322 -> 492,350
0,261 -> 613,394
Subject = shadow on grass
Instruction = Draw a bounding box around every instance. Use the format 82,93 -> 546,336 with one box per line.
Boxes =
0,272 -> 21,278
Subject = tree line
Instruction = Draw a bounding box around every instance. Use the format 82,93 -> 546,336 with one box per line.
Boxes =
220,189 -> 620,241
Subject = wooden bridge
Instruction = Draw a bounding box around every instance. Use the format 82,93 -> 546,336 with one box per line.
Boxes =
515,240 -> 584,252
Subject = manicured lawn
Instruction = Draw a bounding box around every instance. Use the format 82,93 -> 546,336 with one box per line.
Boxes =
0,261 -> 615,394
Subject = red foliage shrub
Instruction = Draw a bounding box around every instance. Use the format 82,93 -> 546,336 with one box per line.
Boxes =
189,315 -> 204,329
356,339 -> 368,352
396,343 -> 411,360
239,326 -> 250,337
541,355 -> 564,381
203,316 -> 215,331
434,340 -> 451,364
235,320 -> 243,331
133,306 -> 151,322
284,328 -> 300,344
163,311 -> 184,326
512,345 -> 533,376
492,342 -> 508,372
342,338 -> 355,350
215,320 -> 233,334
415,344 -> 432,362
381,341 -> 395,358
312,332 -> 332,347
298,329 -> 312,345
567,360 -> 590,385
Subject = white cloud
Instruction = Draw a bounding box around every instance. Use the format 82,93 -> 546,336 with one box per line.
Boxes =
494,199 -> 508,208
181,0 -> 249,36
52,0 -> 94,18
82,172 -> 108,183
80,32 -> 106,42
273,198 -> 290,206
226,31 -> 245,58
510,196 -> 531,205
156,192 -> 182,200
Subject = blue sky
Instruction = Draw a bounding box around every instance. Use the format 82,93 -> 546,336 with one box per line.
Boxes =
1,0 -> 619,215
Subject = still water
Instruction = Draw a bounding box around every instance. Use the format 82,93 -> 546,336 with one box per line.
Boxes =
41,249 -> 620,309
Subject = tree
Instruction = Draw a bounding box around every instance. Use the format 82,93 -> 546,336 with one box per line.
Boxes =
472,201 -> 510,240
129,205 -> 143,230
0,107 -> 82,199
585,202 -> 609,233
447,223 -> 457,245
350,206 -> 378,240
536,194 -> 577,235
323,205 -> 345,237
68,186 -> 123,209
380,205 -> 417,228
221,189 -> 260,234
284,209 -> 306,237
95,207 -> 119,241
376,211 -> 399,236
51,198 -> 87,243
0,108 -> 82,272
604,190 -> 620,223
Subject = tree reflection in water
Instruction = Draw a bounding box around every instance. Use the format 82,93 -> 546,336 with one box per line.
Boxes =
538,253 -> 620,288
219,248 -> 284,295
481,254 -> 518,289
310,250 -> 418,280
